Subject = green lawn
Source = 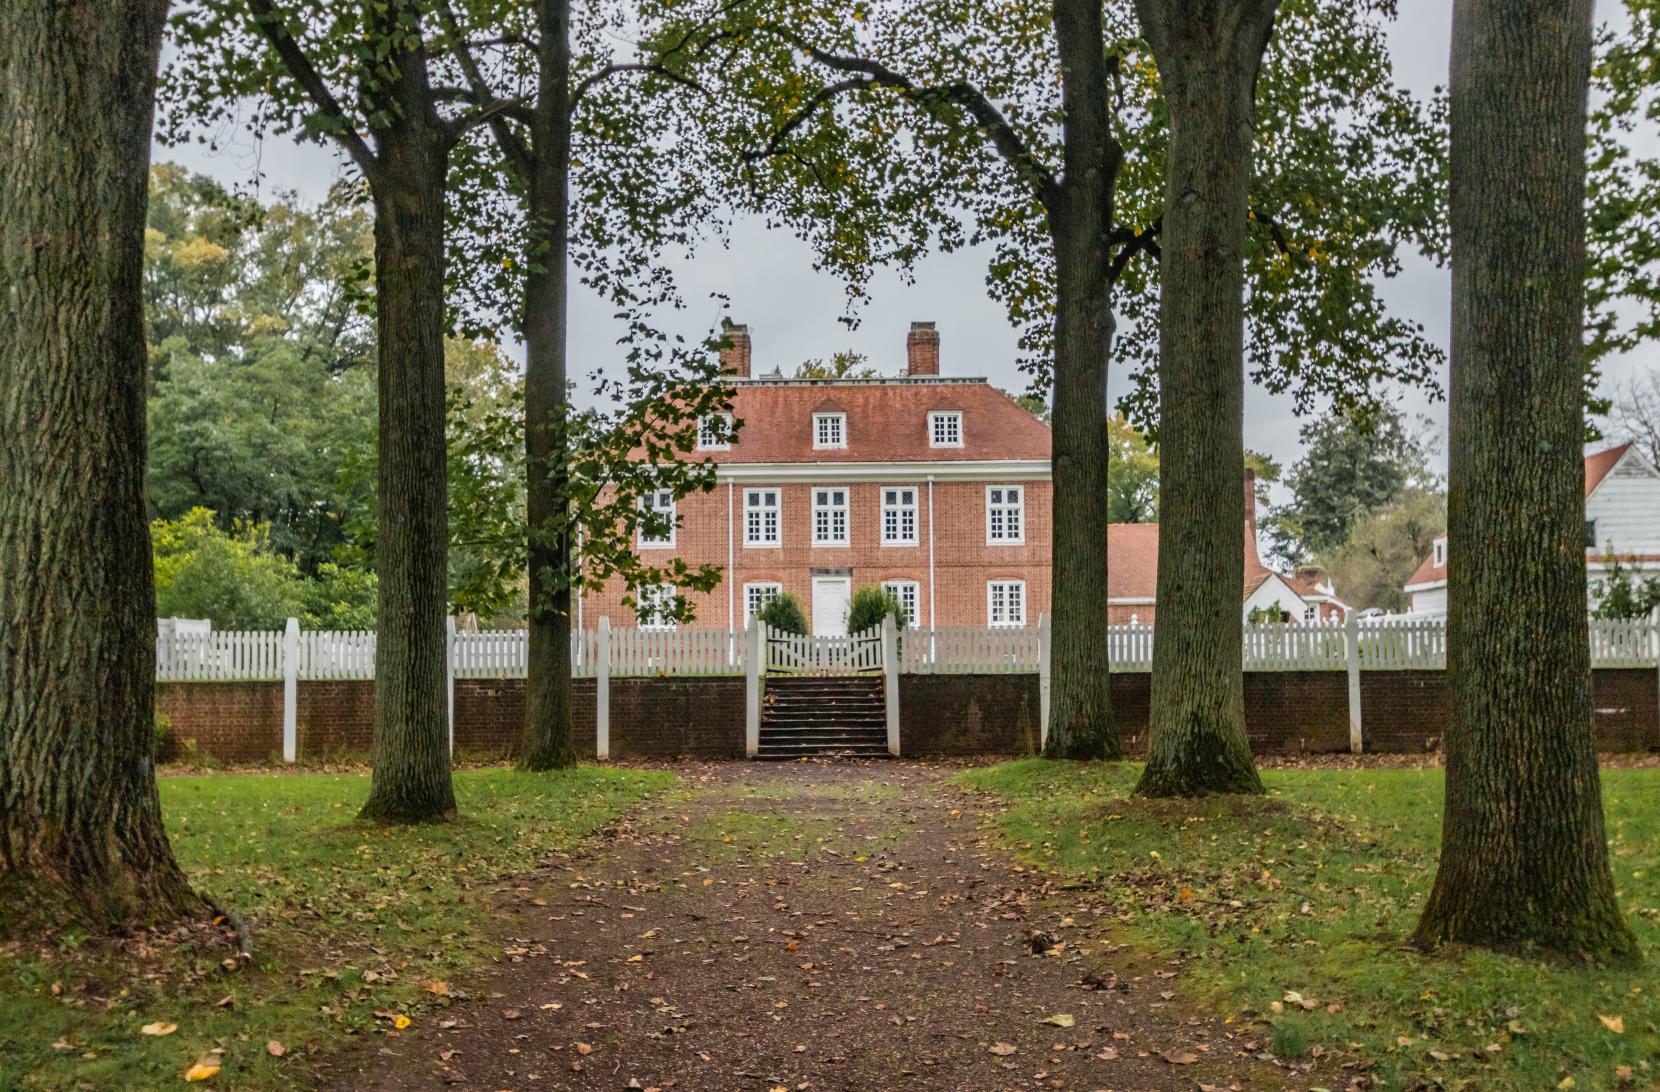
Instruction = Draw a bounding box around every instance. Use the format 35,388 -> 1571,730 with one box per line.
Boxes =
957,760 -> 1658,1092
0,765 -> 674,1091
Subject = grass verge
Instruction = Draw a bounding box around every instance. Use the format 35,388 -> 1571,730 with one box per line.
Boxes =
0,765 -> 674,1091
957,759 -> 1657,1091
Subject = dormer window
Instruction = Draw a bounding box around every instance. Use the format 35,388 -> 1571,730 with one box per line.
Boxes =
1432,536 -> 1447,568
929,410 -> 963,448
813,412 -> 846,449
697,413 -> 732,451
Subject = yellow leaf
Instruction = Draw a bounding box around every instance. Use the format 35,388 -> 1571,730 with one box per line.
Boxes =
393,1015 -> 411,1030
1040,1014 -> 1075,1028
1598,1014 -> 1625,1034
425,981 -> 450,996
140,1021 -> 177,1037
184,1059 -> 220,1082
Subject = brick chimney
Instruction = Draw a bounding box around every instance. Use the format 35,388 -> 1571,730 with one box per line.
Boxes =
906,321 -> 940,376
718,320 -> 751,378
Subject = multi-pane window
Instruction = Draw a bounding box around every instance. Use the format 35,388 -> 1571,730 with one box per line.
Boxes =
882,580 -> 920,626
881,486 -> 918,545
697,413 -> 732,450
637,489 -> 675,547
929,410 -> 963,448
636,584 -> 678,630
813,487 -> 850,545
744,488 -> 780,546
987,580 -> 1026,627
986,485 -> 1024,544
813,412 -> 846,449
744,582 -> 782,624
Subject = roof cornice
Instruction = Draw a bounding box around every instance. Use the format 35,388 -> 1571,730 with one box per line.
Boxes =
714,459 -> 1050,483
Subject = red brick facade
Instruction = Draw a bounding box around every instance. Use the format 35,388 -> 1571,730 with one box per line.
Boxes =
579,323 -> 1055,634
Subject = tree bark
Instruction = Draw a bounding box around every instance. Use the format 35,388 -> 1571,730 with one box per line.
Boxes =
1135,0 -> 1278,797
0,0 -> 202,930
1412,0 -> 1637,962
521,0 -> 579,770
1043,0 -> 1123,760
357,28 -> 458,822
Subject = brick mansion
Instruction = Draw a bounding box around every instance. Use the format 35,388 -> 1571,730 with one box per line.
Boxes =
578,321 -> 1345,634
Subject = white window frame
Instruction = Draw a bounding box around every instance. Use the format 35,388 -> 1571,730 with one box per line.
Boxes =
928,410 -> 963,448
744,488 -> 782,548
637,488 -> 675,549
812,486 -> 851,546
744,581 -> 783,624
880,485 -> 919,546
636,583 -> 678,630
813,412 -> 847,450
696,413 -> 733,451
985,484 -> 1025,545
1432,537 -> 1447,568
881,580 -> 920,626
987,580 -> 1027,627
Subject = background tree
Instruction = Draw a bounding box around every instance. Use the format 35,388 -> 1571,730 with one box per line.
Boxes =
795,350 -> 878,379
0,0 -> 202,930
1107,414 -> 1161,522
671,0 -> 1444,759
1264,403 -> 1437,563
1412,0 -> 1637,963
1610,367 -> 1660,468
1317,489 -> 1446,612
167,0 -> 537,821
756,592 -> 809,635
434,0 -> 738,769
1133,0 -> 1281,799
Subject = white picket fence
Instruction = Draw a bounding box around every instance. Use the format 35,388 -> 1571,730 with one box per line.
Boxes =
765,624 -> 884,674
156,614 -> 1660,683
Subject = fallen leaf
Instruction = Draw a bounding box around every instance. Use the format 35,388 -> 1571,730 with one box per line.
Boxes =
425,981 -> 450,996
1598,1014 -> 1625,1034
393,1015 -> 411,1030
139,1021 -> 177,1037
1040,1014 -> 1075,1028
989,1042 -> 1018,1056
184,1058 -> 220,1082
1163,1050 -> 1199,1065
575,1042 -> 593,1055
266,1040 -> 285,1057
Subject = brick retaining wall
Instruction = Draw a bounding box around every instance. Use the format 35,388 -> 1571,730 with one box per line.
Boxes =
156,668 -> 1657,765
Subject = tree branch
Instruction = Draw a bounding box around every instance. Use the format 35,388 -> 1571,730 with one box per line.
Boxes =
435,0 -> 533,176
246,0 -> 381,183
568,61 -> 709,115
760,29 -> 1062,212
1107,217 -> 1162,284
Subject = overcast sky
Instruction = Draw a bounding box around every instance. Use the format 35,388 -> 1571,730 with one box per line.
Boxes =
159,0 -> 1657,488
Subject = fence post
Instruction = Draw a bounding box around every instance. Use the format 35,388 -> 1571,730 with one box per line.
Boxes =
745,620 -> 763,757
596,616 -> 611,760
1038,614 -> 1052,751
445,615 -> 456,760
1345,611 -> 1363,754
882,614 -> 901,756
281,618 -> 299,763
1652,606 -> 1660,750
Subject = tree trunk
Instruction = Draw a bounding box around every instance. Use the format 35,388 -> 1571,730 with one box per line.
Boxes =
1412,0 -> 1637,962
1043,0 -> 1122,760
1134,0 -> 1278,797
0,0 -> 202,931
521,0 -> 578,770
357,54 -> 458,822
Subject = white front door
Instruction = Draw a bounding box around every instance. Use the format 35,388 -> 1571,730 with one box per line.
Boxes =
811,575 -> 852,636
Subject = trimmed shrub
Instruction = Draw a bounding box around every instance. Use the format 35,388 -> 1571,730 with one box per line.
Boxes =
756,591 -> 808,635
848,585 -> 907,634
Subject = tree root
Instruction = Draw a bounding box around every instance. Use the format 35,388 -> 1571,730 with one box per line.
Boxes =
201,892 -> 254,963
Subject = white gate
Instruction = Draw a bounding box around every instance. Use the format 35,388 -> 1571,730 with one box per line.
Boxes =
764,623 -> 885,674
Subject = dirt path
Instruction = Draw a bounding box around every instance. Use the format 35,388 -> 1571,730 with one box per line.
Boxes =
324,762 -> 1334,1091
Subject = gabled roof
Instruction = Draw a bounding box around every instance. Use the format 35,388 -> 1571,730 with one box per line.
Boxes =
706,377 -> 1050,464
1585,442 -> 1633,496
1405,444 -> 1637,591
1105,511 -> 1345,609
